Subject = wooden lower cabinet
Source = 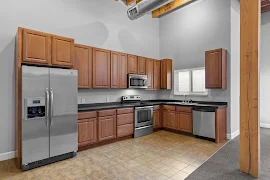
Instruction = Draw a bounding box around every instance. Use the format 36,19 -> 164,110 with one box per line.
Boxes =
78,118 -> 97,147
117,124 -> 133,138
117,109 -> 134,137
163,110 -> 176,129
153,110 -> 161,129
176,112 -> 193,133
98,115 -> 116,142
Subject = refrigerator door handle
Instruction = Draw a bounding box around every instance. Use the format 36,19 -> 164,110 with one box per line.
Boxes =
45,88 -> 50,126
50,88 -> 54,126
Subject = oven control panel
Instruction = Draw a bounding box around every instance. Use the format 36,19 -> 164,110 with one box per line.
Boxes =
24,98 -> 46,120
122,95 -> 141,101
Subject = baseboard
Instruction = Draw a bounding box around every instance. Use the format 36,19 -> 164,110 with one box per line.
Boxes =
0,151 -> 15,161
226,130 -> 240,140
260,123 -> 270,128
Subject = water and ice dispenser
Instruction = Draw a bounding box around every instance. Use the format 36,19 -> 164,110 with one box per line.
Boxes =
24,98 -> 46,120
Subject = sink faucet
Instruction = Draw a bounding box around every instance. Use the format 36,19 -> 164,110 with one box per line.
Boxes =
183,94 -> 187,103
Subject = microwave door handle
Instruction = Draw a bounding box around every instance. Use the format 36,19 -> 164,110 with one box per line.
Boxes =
50,88 -> 54,126
45,88 -> 49,126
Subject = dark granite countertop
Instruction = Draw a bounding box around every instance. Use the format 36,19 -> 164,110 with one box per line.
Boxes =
78,100 -> 227,112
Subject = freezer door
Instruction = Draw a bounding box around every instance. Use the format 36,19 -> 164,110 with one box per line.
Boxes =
22,66 -> 50,165
49,68 -> 78,157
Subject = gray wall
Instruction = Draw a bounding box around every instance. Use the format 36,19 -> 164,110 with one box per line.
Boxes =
260,12 -> 270,127
158,0 -> 232,134
0,0 -> 159,154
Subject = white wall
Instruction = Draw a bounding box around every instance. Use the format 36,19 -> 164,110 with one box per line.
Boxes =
260,12 -> 270,128
230,0 -> 240,137
0,0 -> 159,155
158,0 -> 232,134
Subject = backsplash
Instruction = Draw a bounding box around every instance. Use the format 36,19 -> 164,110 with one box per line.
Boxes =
78,89 -> 158,104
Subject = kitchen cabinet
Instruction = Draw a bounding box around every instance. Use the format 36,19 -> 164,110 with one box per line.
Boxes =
154,60 -> 161,89
128,55 -> 138,74
163,106 -> 176,129
93,48 -> 111,88
119,53 -> 128,88
153,106 -> 161,129
78,118 -> 97,146
52,35 -> 74,67
117,108 -> 134,137
176,113 -> 192,133
22,28 -> 51,65
146,58 -> 154,89
111,51 -> 120,88
111,51 -> 128,89
98,115 -> 116,142
205,48 -> 227,89
161,59 -> 172,89
74,44 -> 92,88
138,57 -> 146,75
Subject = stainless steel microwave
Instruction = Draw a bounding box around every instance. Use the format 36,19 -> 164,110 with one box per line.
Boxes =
128,74 -> 147,89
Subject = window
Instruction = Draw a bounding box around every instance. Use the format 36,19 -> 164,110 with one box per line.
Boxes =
174,67 -> 208,96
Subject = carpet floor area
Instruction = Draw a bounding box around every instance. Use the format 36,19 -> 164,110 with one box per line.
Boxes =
186,128 -> 270,180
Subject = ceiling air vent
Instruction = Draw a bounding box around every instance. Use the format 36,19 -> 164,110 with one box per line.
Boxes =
127,0 -> 173,20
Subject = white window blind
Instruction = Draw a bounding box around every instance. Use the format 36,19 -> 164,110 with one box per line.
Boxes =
174,67 -> 208,96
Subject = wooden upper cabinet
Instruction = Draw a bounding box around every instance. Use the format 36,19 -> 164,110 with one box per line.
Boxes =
154,60 -> 161,89
138,57 -> 146,75
111,51 -> 120,88
176,112 -> 193,133
205,49 -> 227,89
146,58 -> 154,89
119,53 -> 128,88
52,35 -> 74,67
74,44 -> 92,88
93,48 -> 111,88
22,28 -> 51,65
128,55 -> 138,74
98,115 -> 116,142
78,118 -> 97,146
161,59 -> 172,89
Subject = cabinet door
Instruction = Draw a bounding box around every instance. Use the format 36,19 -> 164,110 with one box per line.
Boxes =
176,113 -> 193,133
205,49 -> 226,89
161,59 -> 172,89
138,57 -> 146,75
153,110 -> 160,129
128,55 -> 138,74
78,118 -> 97,147
22,29 -> 51,64
93,48 -> 111,88
74,44 -> 92,88
98,115 -> 116,142
52,35 -> 74,67
111,51 -> 120,88
119,53 -> 128,88
146,58 -> 154,89
154,60 -> 161,89
163,111 -> 176,129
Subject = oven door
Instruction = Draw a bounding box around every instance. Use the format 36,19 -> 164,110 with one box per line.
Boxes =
128,74 -> 147,89
135,106 -> 153,128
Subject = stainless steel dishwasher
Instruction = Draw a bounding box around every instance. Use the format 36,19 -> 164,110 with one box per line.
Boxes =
193,107 -> 216,139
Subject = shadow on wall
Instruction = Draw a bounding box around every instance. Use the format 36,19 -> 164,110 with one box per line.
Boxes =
118,28 -> 145,55
56,22 -> 109,47
0,36 -> 16,153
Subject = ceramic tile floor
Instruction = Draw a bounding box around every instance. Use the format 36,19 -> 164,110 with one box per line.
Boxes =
0,131 -> 226,180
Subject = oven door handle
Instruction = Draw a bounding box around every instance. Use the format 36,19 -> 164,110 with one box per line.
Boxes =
135,106 -> 153,110
135,125 -> 153,130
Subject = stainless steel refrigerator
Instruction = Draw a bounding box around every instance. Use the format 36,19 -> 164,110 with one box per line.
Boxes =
21,65 -> 78,171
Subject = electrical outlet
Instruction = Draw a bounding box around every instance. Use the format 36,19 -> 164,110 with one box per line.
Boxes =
106,97 -> 110,102
81,98 -> 86,104
149,96 -> 152,100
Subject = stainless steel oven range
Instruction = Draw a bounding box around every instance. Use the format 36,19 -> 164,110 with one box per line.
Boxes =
121,95 -> 153,138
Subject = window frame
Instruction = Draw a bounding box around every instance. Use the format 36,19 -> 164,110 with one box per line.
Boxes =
174,67 -> 208,96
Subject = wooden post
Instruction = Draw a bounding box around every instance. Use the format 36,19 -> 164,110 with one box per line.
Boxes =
240,0 -> 260,178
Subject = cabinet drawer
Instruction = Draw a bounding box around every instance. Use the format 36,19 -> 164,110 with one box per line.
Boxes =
117,113 -> 134,126
117,108 -> 134,115
98,109 -> 116,117
163,105 -> 176,111
78,111 -> 97,120
176,106 -> 192,113
154,105 -> 161,111
117,124 -> 134,137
